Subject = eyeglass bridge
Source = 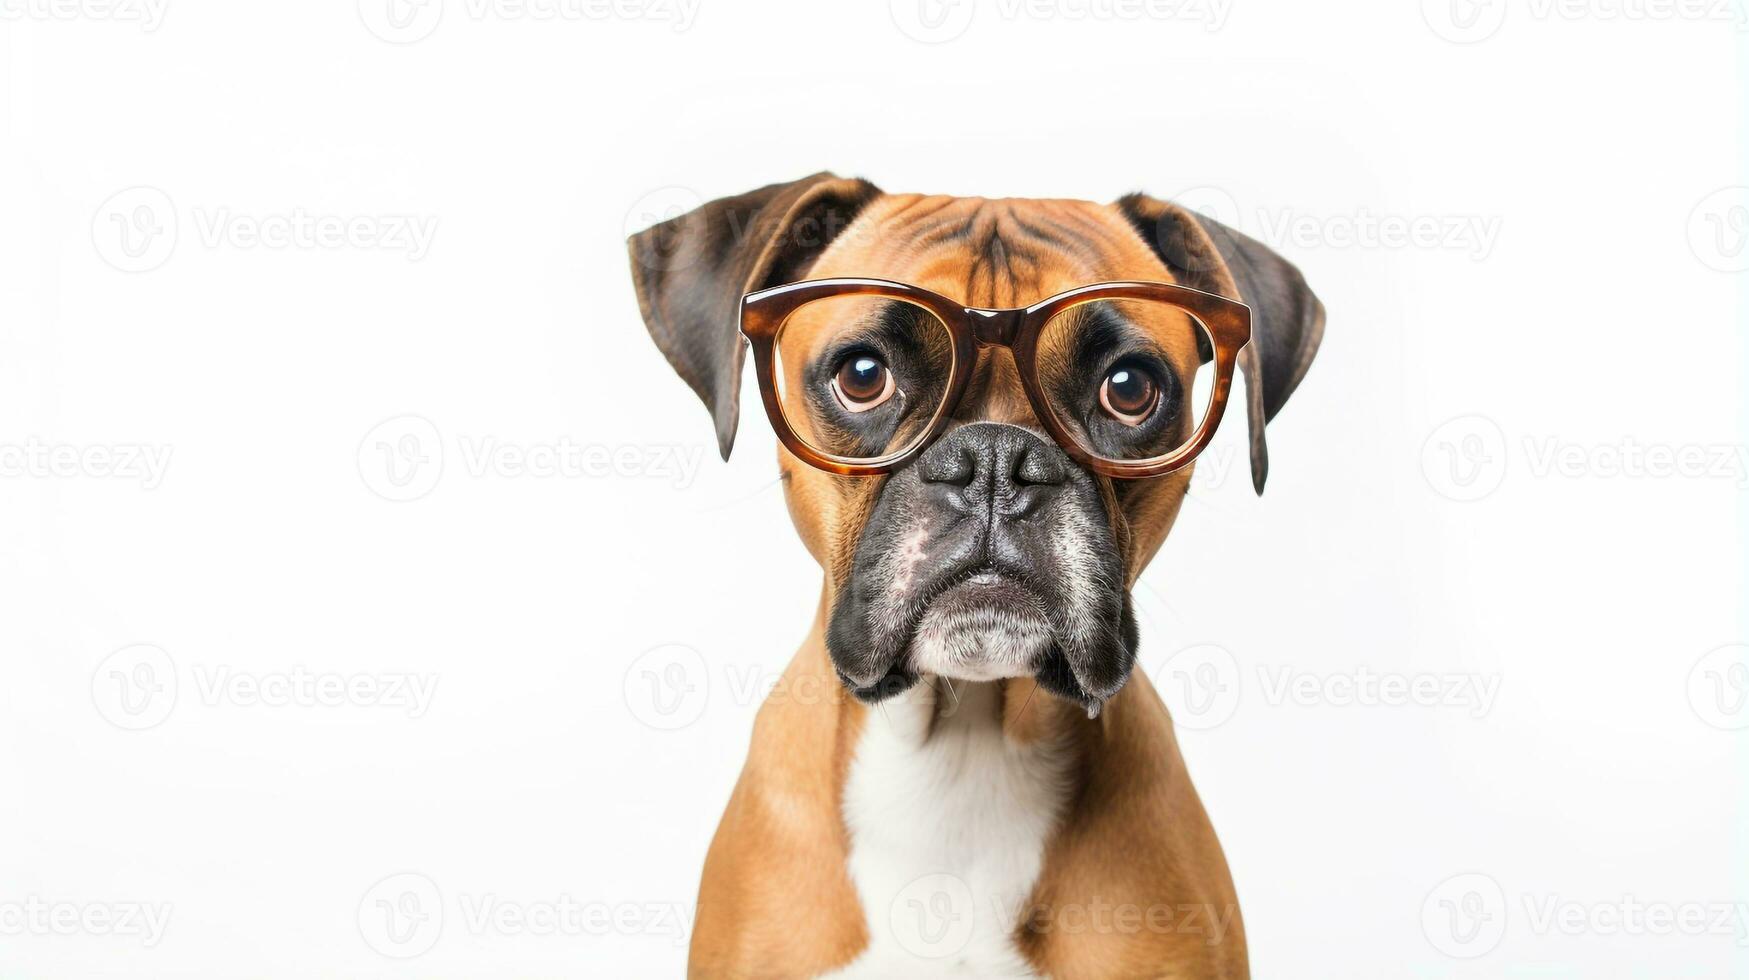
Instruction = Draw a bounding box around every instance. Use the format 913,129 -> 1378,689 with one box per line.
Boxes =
968,307 -> 1023,347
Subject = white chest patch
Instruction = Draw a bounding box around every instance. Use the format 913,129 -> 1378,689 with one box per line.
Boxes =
823,680 -> 1074,979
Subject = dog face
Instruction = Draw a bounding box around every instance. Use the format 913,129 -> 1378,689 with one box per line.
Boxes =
629,174 -> 1322,713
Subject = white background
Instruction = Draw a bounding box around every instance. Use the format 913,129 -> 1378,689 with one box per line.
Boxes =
2,0 -> 1746,976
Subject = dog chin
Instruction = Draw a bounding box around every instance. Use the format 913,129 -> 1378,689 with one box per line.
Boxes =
904,578 -> 1056,683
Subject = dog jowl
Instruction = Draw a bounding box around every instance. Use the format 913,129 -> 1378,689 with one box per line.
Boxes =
825,419 -> 1138,713
626,172 -> 1322,977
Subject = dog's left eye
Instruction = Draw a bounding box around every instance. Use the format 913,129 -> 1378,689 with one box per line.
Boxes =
1098,360 -> 1159,426
832,353 -> 896,413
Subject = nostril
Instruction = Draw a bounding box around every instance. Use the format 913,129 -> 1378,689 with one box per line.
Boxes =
1012,445 -> 1068,487
920,441 -> 977,487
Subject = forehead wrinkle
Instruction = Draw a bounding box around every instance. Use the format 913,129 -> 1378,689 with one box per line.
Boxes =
815,197 -> 1175,307
1007,210 -> 1101,262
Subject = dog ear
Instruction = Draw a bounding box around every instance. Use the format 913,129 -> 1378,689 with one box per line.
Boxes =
1114,193 -> 1325,494
627,173 -> 884,460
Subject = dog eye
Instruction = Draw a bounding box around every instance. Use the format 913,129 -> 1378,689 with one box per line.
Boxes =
832,354 -> 895,412
1098,360 -> 1159,426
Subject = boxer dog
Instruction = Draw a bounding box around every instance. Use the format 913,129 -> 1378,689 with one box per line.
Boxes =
627,173 -> 1322,979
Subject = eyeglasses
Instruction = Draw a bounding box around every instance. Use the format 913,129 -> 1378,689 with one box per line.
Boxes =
739,278 -> 1251,479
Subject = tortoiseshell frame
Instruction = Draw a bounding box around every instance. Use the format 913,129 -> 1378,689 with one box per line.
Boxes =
740,278 -> 1252,479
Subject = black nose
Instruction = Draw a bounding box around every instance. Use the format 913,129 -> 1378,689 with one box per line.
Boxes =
917,422 -> 1070,517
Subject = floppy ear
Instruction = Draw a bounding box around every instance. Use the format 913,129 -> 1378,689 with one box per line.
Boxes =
1114,193 -> 1325,494
627,172 -> 884,460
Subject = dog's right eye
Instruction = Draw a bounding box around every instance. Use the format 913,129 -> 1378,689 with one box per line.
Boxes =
1098,360 -> 1160,426
831,354 -> 894,413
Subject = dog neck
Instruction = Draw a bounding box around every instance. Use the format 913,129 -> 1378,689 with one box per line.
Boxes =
687,592 -> 1245,977
810,599 -> 1092,978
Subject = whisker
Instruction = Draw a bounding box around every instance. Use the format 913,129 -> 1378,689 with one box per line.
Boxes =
699,474 -> 785,513
1013,680 -> 1039,727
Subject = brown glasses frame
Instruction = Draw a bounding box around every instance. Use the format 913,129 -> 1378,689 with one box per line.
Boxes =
740,278 -> 1252,479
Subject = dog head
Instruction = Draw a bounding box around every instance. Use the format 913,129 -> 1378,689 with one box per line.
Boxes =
628,173 -> 1322,713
